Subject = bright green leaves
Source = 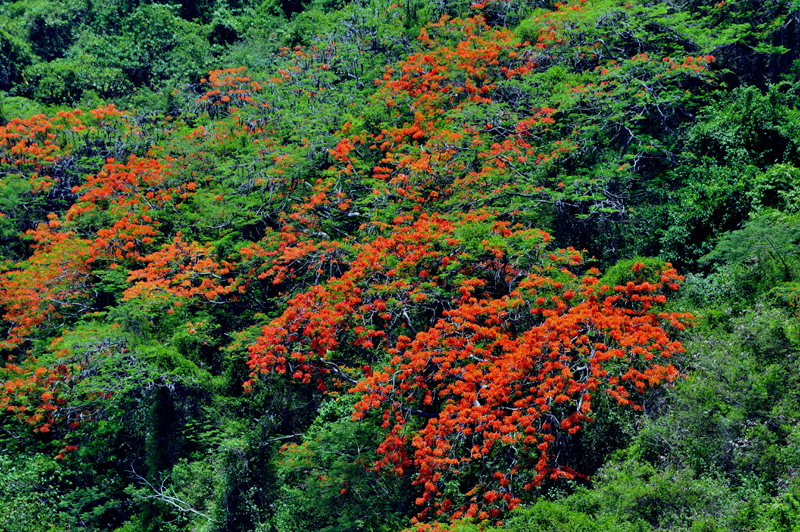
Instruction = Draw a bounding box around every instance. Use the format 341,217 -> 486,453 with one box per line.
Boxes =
686,85 -> 800,169
0,451 -> 66,531
274,395 -> 407,532
0,27 -> 34,92
702,210 -> 800,284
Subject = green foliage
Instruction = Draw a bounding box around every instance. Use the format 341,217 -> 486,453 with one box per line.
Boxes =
489,456 -> 800,532
273,395 -> 409,532
0,27 -> 34,90
632,160 -> 756,270
599,256 -> 669,288
686,86 -> 800,169
751,163 -> 800,213
625,82 -> 800,270
20,57 -> 133,104
23,0 -> 80,61
702,210 -> 800,284
209,5 -> 246,46
285,8 -> 329,47
495,498 -> 648,532
565,460 -> 738,530
112,3 -> 212,86
630,303 -> 800,489
3,1 -> 800,531
0,451 -> 67,532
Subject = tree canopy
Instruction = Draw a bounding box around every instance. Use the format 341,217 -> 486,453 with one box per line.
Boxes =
2,0 -> 800,531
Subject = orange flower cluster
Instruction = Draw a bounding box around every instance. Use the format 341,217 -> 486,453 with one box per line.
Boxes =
0,225 -> 92,351
198,67 -> 263,112
124,233 -> 239,304
247,206 -> 691,523
240,6 -> 703,526
1,362 -> 65,434
0,110 -> 93,194
67,155 -> 188,263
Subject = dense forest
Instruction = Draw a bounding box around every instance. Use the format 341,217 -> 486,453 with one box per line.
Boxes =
2,0 -> 800,530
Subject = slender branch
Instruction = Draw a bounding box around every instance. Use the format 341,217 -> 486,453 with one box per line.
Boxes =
128,468 -> 216,523
260,433 -> 302,447
321,358 -> 358,385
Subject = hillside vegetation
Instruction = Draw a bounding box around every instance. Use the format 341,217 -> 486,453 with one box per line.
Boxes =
2,1 -> 800,531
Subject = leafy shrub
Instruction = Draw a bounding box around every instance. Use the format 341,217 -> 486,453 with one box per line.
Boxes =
0,452 -> 66,532
24,2 -> 79,61
685,86 -> 800,169
0,28 -> 33,91
499,499 -> 646,532
701,210 -> 800,284
20,57 -> 132,104
750,164 -> 800,213
599,256 -> 670,288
